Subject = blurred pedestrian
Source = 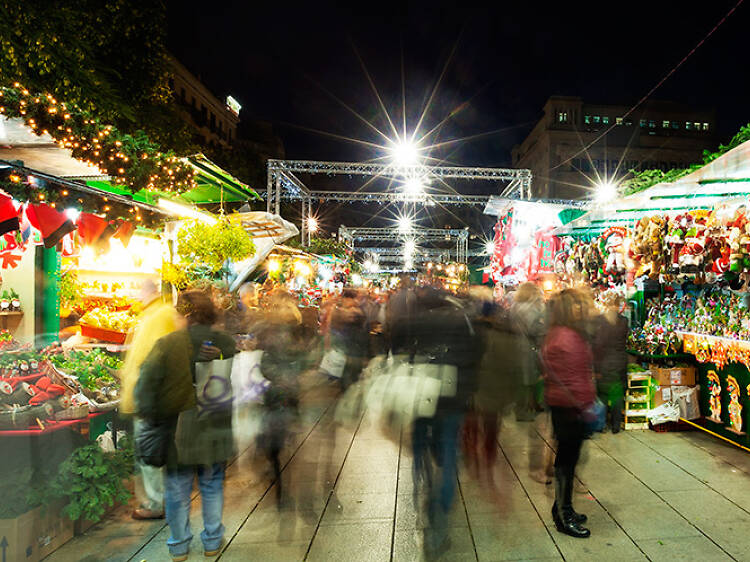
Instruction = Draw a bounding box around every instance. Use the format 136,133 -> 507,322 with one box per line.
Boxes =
409,287 -> 480,555
329,289 -> 369,388
120,280 -> 179,520
135,290 -> 237,560
511,282 -> 546,421
592,293 -> 628,433
543,288 -> 595,539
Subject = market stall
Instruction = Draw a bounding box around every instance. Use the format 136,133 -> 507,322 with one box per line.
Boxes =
552,138 -> 750,446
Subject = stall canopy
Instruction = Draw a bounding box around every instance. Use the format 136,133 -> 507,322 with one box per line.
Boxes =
559,140 -> 750,235
0,117 -> 259,207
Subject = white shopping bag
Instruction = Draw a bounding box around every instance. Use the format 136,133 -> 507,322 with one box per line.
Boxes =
320,348 -> 347,379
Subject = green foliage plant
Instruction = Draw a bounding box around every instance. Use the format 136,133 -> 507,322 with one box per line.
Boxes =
176,218 -> 255,273
38,444 -> 132,522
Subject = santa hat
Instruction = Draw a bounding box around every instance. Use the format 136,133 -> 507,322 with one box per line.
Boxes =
112,220 -> 135,247
25,204 -> 76,248
77,212 -> 109,246
0,194 -> 19,236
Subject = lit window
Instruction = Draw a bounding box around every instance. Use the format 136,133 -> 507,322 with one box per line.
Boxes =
602,116 -> 610,124
584,115 -> 591,124
662,120 -> 670,128
558,111 -> 568,123
639,119 -> 647,127
649,120 -> 656,128
625,119 -> 633,126
703,122 -> 710,131
694,122 -> 701,130
686,122 -> 693,130
671,121 -> 679,129
616,117 -> 624,125
593,115 -> 600,124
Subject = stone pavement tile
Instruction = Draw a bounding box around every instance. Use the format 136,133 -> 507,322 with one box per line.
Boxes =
552,532 -> 647,561
395,493 -> 469,529
231,509 -> 318,543
587,478 -> 664,508
603,501 -> 702,540
537,497 -> 615,533
346,437 -> 400,456
636,536 -> 733,562
254,485 -> 328,513
340,453 -> 400,476
306,520 -> 393,562
219,540 -> 309,561
472,519 -> 559,561
461,484 -> 538,517
392,527 -> 477,562
659,489 -> 749,524
687,514 -> 750,560
319,492 -> 395,525
336,469 -> 398,494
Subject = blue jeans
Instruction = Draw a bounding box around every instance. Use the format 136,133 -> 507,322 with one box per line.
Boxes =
412,413 -> 462,523
165,463 -> 226,556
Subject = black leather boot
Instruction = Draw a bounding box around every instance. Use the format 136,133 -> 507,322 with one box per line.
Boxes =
552,468 -> 590,538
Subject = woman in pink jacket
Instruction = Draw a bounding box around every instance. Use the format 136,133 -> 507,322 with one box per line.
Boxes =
543,288 -> 596,539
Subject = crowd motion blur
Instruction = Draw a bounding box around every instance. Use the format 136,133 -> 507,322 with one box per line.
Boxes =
128,276 -> 625,559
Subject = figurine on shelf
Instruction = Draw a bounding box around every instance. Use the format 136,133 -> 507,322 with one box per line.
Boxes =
707,370 -> 722,422
726,375 -> 743,434
10,289 -> 20,311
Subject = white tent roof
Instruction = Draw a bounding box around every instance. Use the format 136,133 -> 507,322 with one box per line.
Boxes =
558,139 -> 750,234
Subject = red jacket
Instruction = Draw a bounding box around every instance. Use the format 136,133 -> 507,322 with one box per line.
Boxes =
543,326 -> 595,409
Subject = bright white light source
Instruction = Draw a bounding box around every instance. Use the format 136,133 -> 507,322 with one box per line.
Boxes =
404,238 -> 416,256
398,216 -> 413,233
351,274 -> 363,286
388,138 -> 420,166
402,176 -> 425,196
485,240 -> 496,255
159,198 -> 217,224
404,259 -> 414,270
595,181 -> 618,203
306,216 -> 318,232
64,208 -> 81,222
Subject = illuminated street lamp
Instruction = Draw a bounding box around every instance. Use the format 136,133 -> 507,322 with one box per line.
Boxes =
402,176 -> 426,196
398,215 -> 413,233
485,240 -> 496,255
595,180 -> 618,203
306,216 -> 319,233
388,137 -> 421,167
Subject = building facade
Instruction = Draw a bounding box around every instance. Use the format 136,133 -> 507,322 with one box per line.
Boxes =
512,96 -> 716,199
168,56 -> 239,149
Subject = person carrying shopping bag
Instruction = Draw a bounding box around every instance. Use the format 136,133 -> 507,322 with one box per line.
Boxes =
135,289 -> 237,561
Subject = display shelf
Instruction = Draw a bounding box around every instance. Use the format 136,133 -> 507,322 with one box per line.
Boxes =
0,310 -> 23,330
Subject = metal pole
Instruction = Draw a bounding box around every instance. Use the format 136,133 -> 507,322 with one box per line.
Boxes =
274,175 -> 281,216
266,170 -> 274,214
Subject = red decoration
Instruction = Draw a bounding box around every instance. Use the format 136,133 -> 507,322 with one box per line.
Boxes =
25,204 -> 75,248
112,220 -> 135,247
0,194 -> 19,236
77,212 -> 109,246
0,232 -> 25,269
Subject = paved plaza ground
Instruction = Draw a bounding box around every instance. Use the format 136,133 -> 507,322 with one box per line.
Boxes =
47,407 -> 750,562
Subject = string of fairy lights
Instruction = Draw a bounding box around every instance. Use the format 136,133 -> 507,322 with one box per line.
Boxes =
0,84 -> 197,194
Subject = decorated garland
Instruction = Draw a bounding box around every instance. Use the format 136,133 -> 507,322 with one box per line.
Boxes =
0,84 -> 196,194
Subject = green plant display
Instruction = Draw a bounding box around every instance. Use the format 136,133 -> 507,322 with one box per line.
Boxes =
58,270 -> 83,310
176,218 -> 255,273
47,349 -> 121,391
35,443 -> 133,522
623,123 -> 750,195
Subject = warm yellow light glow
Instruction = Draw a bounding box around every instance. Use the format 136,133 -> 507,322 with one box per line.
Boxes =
158,198 -> 217,224
307,216 -> 319,232
267,259 -> 281,273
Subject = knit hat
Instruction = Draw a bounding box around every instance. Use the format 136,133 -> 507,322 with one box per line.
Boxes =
77,212 -> 109,246
25,204 -> 76,248
0,194 -> 19,236
112,220 -> 135,247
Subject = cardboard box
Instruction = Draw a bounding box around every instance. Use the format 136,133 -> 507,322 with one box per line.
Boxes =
652,385 -> 674,408
654,367 -> 696,387
0,502 -> 73,562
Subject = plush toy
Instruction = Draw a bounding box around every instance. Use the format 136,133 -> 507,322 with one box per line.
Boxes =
664,215 -> 686,273
602,227 -> 627,274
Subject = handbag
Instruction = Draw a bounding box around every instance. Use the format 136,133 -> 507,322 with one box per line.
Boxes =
581,397 -> 607,433
134,418 -> 171,467
194,357 -> 235,416
319,348 -> 347,379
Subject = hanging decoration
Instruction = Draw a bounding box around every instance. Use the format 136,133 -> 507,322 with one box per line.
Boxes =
0,84 -> 196,194
0,232 -> 25,269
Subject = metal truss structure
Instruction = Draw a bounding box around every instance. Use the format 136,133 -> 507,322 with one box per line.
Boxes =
356,246 -> 485,264
265,159 -> 532,246
339,226 -> 470,265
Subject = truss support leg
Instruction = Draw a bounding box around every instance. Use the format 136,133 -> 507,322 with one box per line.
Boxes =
266,171 -> 274,214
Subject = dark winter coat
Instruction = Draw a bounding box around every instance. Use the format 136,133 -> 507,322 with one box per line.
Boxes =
592,314 -> 629,384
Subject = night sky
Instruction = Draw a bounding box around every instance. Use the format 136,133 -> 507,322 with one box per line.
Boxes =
168,0 -> 748,235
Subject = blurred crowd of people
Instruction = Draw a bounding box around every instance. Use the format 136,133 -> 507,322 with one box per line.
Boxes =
122,276 -> 628,560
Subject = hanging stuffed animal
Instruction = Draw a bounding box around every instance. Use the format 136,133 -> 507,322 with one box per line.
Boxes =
602,226 -> 627,274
